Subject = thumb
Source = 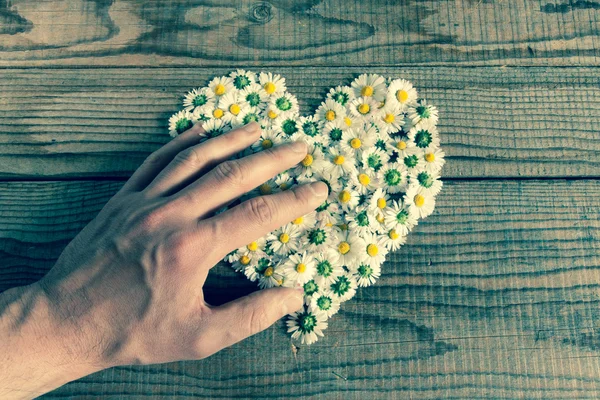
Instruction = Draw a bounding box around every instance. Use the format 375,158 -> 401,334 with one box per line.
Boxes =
205,287 -> 304,352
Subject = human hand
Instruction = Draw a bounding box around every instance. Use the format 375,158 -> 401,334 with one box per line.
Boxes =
0,122 -> 328,398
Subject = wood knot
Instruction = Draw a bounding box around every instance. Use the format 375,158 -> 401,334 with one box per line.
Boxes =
249,2 -> 273,23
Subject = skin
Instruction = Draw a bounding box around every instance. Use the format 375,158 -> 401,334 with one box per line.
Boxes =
0,122 -> 328,399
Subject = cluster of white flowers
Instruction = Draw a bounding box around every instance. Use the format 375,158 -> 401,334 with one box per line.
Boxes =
168,70 -> 444,345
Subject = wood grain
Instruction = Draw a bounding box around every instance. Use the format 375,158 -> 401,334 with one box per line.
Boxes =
1,67 -> 599,179
2,179 -> 600,398
0,0 -> 599,67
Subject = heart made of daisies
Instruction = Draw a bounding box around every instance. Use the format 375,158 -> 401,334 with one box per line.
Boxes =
168,71 -> 444,345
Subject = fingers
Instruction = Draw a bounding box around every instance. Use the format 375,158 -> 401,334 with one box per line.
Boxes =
203,181 -> 328,257
203,287 -> 303,353
120,123 -> 204,193
144,122 -> 262,197
173,140 -> 309,217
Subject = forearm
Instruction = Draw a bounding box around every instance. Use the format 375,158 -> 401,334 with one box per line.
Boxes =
0,283 -> 100,399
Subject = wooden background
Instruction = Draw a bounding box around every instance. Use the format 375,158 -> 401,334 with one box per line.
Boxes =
1,0 -> 600,398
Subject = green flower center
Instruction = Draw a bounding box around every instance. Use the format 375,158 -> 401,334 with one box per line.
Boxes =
356,211 -> 369,227
332,92 -> 349,105
302,121 -> 319,137
384,169 -> 402,186
192,94 -> 208,107
417,171 -> 434,188
275,96 -> 292,111
281,119 -> 298,136
308,228 -> 327,245
245,93 -> 261,107
415,130 -> 433,148
367,153 -> 382,170
316,260 -> 333,277
175,118 -> 193,134
357,264 -> 373,277
255,258 -> 272,274
303,280 -> 319,296
316,201 -> 330,212
233,75 -> 251,89
243,113 -> 260,124
206,127 -> 225,138
316,296 -> 332,311
298,312 -> 317,333
375,139 -> 387,151
396,209 -> 409,224
416,105 -> 430,119
404,154 -> 419,168
329,128 -> 343,141
331,276 -> 350,295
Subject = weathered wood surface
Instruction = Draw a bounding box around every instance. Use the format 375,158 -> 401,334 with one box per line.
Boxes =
2,179 -> 600,398
1,0 -> 600,67
1,67 -> 600,179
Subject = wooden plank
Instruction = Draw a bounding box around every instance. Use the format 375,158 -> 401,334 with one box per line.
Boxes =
2,179 -> 600,398
1,67 -> 600,179
0,0 -> 599,67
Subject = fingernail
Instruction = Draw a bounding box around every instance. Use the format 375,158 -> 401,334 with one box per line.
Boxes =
307,181 -> 329,198
282,290 -> 304,315
289,140 -> 308,154
243,121 -> 260,133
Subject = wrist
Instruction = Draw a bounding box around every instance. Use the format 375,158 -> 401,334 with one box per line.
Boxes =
0,282 -> 104,399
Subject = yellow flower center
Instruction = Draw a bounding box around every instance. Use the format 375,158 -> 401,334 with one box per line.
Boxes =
344,116 -> 352,126
338,190 -> 351,203
279,233 -> 290,243
389,229 -> 399,240
425,153 -> 435,162
358,173 -> 370,186
264,266 -> 274,277
229,104 -> 241,115
333,155 -> 345,165
276,278 -> 283,286
384,113 -> 395,124
325,110 -> 336,121
358,103 -> 370,115
214,84 -> 226,96
414,194 -> 425,207
338,241 -> 350,254
279,183 -> 289,190
264,82 -> 276,94
296,263 -> 306,273
292,216 -> 304,225
325,222 -> 333,227
240,255 -> 250,265
302,154 -> 313,167
350,138 -> 362,149
361,85 -> 374,97
261,139 -> 273,149
377,198 -> 387,209
376,213 -> 385,223
367,244 -> 379,257
212,108 -> 224,119
259,183 -> 272,195
247,241 -> 259,251
268,110 -> 278,119
396,141 -> 407,150
396,90 -> 409,103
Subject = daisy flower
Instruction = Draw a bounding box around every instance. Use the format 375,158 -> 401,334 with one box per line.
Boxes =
408,120 -> 440,151
351,73 -> 387,102
314,200 -> 341,224
310,290 -> 341,317
290,211 -> 317,231
282,252 -> 316,286
420,148 -> 446,175
350,169 -> 380,194
388,135 -> 419,159
230,69 -> 257,90
286,305 -> 328,345
208,75 -> 234,97
229,250 -> 257,272
239,82 -> 268,109
378,163 -> 408,194
404,186 -> 436,219
253,179 -> 279,196
384,199 -> 418,235
323,119 -> 350,144
327,85 -> 355,106
331,232 -> 366,268
377,103 -> 405,134
349,96 -> 381,121
408,99 -> 439,124
267,224 -> 301,255
346,208 -> 375,236
402,152 -> 422,171
324,147 -> 356,178
413,170 -> 443,195
274,172 -> 294,192
270,92 -> 299,115
183,87 -> 215,113
316,98 -> 346,123
294,143 -> 326,182
328,272 -> 358,302
313,249 -> 344,286
201,118 -> 227,139
251,128 -> 282,153
245,257 -> 284,289
298,116 -> 327,146
302,279 -> 321,303
339,125 -> 377,156
234,106 -> 262,127
361,147 -> 390,172
274,116 -> 300,137
258,72 -> 286,96
387,79 -> 418,108
368,188 -> 391,213
218,91 -> 247,123
359,232 -> 388,268
381,228 -> 408,251
168,110 -> 194,137
353,262 -> 381,287
304,222 -> 335,252
335,187 -> 360,212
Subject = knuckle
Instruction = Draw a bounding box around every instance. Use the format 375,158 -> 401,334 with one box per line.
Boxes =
143,151 -> 162,166
173,146 -> 203,167
213,159 -> 244,186
138,205 -> 168,232
245,196 -> 276,226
